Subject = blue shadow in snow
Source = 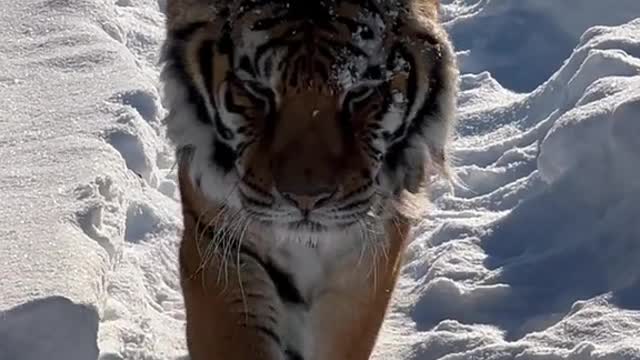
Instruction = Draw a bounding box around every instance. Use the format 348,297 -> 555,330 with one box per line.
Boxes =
0,296 -> 99,360
413,158 -> 640,340
448,7 -> 575,92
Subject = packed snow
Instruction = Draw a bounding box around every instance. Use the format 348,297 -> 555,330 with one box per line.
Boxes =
1,0 -> 639,359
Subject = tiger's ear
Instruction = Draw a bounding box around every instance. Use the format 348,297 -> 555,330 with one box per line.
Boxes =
412,0 -> 440,21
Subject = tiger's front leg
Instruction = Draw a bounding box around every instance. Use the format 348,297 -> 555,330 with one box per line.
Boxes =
181,244 -> 294,359
180,216 -> 293,359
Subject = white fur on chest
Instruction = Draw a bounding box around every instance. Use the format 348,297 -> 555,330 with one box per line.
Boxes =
270,244 -> 321,360
264,226 -> 365,298
250,226 -> 369,359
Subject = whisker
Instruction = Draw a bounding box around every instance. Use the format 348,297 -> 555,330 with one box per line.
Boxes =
235,215 -> 252,323
192,177 -> 242,287
219,208 -> 246,291
194,205 -> 230,288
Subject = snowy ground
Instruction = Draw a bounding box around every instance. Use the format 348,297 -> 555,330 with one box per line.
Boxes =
1,1 -> 639,359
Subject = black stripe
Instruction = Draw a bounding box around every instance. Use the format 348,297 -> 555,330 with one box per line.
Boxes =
362,65 -> 384,81
198,40 -> 214,96
342,84 -> 380,115
236,125 -> 250,135
163,46 -> 213,126
216,27 -> 234,55
215,113 -> 234,140
289,56 -> 306,87
383,43 -> 420,172
339,180 -> 373,201
251,324 -> 282,346
245,292 -> 269,301
169,21 -> 209,41
409,50 -> 445,134
388,44 -> 417,118
236,139 -> 254,158
211,139 -> 236,172
261,55 -> 274,79
285,349 -> 304,360
384,46 -> 444,173
365,142 -> 382,157
277,41 -> 303,73
239,183 -> 273,205
163,23 -> 217,127
240,247 -> 309,308
239,55 -> 256,77
376,83 -> 400,138
313,59 -> 329,82
339,105 -> 355,141
232,309 -> 279,328
336,198 -> 370,212
241,175 -> 274,198
241,193 -> 273,208
244,208 -> 277,220
255,37 -> 299,72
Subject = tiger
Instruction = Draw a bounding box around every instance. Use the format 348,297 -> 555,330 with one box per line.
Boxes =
160,0 -> 458,359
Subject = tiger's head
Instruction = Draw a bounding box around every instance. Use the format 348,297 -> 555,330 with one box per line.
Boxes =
161,0 -> 457,238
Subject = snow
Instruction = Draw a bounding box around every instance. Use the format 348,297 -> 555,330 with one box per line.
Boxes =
1,1 -> 639,360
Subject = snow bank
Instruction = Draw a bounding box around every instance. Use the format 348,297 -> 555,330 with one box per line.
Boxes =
0,0 -> 185,358
1,0 -> 639,359
443,0 -> 640,92
372,7 -> 640,360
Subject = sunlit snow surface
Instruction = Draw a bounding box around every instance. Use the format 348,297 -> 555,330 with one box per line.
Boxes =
1,1 -> 639,359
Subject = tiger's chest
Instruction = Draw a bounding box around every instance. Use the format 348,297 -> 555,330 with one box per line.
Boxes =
255,232 -> 370,359
269,246 -> 322,359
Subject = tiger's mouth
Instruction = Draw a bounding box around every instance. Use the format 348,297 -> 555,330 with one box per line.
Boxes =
288,219 -> 328,233
245,208 -> 367,233
237,181 -> 375,231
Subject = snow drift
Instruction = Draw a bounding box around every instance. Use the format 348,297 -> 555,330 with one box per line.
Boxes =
1,0 -> 639,359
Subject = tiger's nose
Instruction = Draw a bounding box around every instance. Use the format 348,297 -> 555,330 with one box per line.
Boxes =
273,164 -> 338,211
272,136 -> 340,211
279,191 -> 336,212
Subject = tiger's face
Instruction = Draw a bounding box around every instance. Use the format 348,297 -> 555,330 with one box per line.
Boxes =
162,0 -> 457,236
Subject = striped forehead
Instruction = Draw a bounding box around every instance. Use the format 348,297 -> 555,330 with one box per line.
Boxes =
228,0 -> 390,91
